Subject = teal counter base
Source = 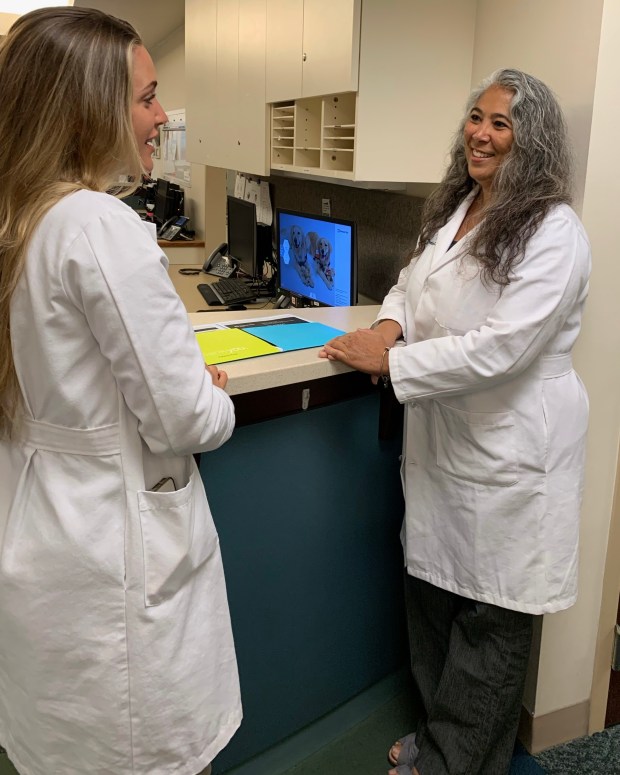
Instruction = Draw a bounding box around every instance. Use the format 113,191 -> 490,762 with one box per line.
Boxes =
202,392 -> 407,773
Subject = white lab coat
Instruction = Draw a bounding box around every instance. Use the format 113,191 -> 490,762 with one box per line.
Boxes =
0,191 -> 241,774
377,190 -> 591,614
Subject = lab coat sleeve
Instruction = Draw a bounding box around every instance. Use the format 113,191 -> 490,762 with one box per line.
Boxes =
61,207 -> 235,456
373,262 -> 412,338
390,210 -> 591,404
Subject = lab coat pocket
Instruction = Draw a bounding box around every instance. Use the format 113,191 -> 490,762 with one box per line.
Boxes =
433,315 -> 485,337
433,263 -> 497,335
137,468 -> 219,606
433,401 -> 518,486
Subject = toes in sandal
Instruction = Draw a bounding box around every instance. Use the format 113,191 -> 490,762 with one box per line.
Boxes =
388,733 -> 418,766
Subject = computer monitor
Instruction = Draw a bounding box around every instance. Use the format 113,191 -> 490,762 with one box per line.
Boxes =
276,209 -> 357,307
153,179 -> 183,225
227,195 -> 257,280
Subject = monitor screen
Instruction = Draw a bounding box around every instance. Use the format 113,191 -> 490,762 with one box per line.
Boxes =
227,195 -> 257,279
277,209 -> 357,307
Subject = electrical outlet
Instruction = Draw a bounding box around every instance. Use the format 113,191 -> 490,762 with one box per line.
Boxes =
322,198 -> 331,217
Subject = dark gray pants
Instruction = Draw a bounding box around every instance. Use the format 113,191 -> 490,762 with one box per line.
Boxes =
405,574 -> 534,775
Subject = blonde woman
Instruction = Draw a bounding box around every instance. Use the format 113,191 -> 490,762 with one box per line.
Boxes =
0,8 -> 240,774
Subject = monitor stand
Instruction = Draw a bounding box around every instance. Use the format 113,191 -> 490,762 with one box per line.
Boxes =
274,294 -> 291,309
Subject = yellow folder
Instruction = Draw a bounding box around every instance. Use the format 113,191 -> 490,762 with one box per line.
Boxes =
195,327 -> 281,364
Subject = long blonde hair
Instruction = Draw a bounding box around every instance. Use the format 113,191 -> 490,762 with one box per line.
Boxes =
0,7 -> 143,437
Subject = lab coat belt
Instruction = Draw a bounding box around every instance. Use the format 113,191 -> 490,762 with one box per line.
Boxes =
18,417 -> 121,456
539,354 -> 572,378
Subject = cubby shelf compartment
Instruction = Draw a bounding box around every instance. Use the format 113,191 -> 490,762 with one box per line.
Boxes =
271,103 -> 296,166
271,92 -> 356,178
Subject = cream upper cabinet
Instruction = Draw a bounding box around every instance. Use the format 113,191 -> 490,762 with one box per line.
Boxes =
266,0 -> 361,103
185,0 -> 217,166
186,0 -> 270,176
265,0 -> 303,103
188,0 -> 475,182
354,0 -> 477,183
236,0 -> 270,174
270,0 -> 477,183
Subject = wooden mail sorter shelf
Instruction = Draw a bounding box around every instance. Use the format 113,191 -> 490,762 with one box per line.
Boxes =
271,93 -> 356,179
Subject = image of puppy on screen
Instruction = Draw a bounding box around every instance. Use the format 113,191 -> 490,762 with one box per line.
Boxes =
289,224 -> 314,287
305,231 -> 335,290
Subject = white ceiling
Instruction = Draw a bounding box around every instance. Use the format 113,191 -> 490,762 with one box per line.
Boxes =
74,0 -> 184,50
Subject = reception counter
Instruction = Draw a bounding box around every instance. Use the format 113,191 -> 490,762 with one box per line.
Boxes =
174,278 -> 408,773
190,305 -> 380,396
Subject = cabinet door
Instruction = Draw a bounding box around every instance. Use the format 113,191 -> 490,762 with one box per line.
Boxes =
237,0 -> 269,175
185,0 -> 217,165
354,0 -> 476,182
187,0 -> 269,175
214,0 -> 240,171
266,0 -> 304,102
266,0 -> 360,103
301,0 -> 360,98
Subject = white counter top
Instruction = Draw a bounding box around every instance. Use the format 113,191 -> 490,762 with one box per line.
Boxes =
189,305 -> 380,396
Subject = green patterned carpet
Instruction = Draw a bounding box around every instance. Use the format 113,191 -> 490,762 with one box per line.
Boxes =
535,724 -> 620,774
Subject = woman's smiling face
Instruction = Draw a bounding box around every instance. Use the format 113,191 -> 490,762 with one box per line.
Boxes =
131,45 -> 167,174
463,84 -> 514,194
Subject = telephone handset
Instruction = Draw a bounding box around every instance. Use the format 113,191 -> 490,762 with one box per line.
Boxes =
203,242 -> 237,278
159,215 -> 190,241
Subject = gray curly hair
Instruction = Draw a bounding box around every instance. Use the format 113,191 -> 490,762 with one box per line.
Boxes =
413,68 -> 573,286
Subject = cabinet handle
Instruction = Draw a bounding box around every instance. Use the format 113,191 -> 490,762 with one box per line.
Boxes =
303,52 -> 307,62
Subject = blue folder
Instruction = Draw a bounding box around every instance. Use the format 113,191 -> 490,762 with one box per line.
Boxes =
243,322 -> 345,352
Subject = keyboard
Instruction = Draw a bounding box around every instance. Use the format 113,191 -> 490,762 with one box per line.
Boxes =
198,279 -> 257,307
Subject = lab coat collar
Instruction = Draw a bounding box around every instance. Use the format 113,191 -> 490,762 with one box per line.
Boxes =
427,187 -> 480,279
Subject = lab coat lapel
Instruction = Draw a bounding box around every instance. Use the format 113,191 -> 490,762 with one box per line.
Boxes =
427,188 -> 479,278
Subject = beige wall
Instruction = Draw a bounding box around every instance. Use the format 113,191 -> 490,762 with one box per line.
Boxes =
571,0 -> 620,731
471,0 -> 603,215
151,24 -> 208,244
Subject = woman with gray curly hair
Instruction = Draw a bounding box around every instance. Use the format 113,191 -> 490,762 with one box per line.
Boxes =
321,69 -> 591,775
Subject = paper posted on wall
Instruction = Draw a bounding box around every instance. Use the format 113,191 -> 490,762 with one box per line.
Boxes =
161,108 -> 191,188
234,172 -> 246,199
233,172 -> 272,226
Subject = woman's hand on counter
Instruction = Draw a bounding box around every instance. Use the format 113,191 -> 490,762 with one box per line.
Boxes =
319,328 -> 391,383
206,363 -> 228,389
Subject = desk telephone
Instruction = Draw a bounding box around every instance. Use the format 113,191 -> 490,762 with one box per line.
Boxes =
158,215 -> 191,241
203,242 -> 237,278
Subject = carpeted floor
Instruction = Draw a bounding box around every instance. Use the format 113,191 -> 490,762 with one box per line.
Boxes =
534,723 -> 620,774
1,716 -> 619,774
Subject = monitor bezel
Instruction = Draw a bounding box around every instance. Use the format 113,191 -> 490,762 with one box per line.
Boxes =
153,179 -> 182,225
153,178 -> 170,224
276,208 -> 358,308
227,195 -> 258,281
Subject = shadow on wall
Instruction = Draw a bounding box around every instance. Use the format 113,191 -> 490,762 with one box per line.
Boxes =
267,175 -> 425,303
